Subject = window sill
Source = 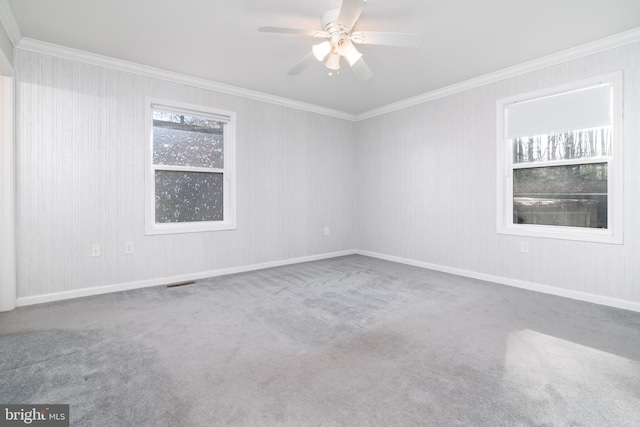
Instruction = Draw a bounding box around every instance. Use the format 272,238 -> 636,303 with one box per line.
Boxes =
145,221 -> 237,235
497,223 -> 622,244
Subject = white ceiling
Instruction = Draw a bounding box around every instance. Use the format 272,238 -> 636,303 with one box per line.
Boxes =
6,0 -> 640,114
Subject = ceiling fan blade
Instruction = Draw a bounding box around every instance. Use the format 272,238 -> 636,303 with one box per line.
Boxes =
350,57 -> 373,81
351,31 -> 422,48
258,26 -> 328,38
288,52 -> 317,76
336,0 -> 367,29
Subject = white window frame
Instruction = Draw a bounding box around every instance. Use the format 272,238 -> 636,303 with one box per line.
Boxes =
496,72 -> 623,244
145,97 -> 236,235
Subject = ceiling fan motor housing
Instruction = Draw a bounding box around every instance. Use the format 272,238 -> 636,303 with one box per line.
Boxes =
321,8 -> 348,34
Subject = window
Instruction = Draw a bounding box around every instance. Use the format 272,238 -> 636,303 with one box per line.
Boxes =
496,73 -> 622,243
145,98 -> 236,234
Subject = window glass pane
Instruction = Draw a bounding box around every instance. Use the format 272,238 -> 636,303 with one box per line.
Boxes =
512,127 -> 610,164
513,163 -> 607,228
152,111 -> 223,168
155,171 -> 223,223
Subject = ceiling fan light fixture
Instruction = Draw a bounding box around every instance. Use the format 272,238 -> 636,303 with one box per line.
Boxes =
259,0 -> 421,80
325,52 -> 341,71
312,41 -> 332,61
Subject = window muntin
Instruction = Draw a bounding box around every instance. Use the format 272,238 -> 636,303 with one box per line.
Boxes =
145,99 -> 236,234
497,73 -> 622,243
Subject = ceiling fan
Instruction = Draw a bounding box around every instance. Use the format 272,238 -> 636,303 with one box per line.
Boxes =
258,0 -> 421,80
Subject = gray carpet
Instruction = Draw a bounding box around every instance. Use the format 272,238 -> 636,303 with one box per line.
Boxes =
1,255 -> 639,426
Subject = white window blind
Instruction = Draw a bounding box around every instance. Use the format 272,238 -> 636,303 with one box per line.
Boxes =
506,84 -> 612,139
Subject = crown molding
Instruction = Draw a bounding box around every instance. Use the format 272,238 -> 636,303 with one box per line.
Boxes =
11,25 -> 640,122
15,37 -> 357,121
356,26 -> 640,121
0,0 -> 21,46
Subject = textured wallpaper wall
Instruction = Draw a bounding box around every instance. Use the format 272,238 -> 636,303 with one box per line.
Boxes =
13,41 -> 640,305
356,42 -> 640,303
14,50 -> 357,298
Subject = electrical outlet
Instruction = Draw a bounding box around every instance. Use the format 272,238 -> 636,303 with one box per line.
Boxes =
92,244 -> 101,257
125,242 -> 134,254
520,241 -> 530,253
324,226 -> 330,236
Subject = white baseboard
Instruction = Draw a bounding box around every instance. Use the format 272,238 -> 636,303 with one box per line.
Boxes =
14,249 -> 640,314
15,250 -> 357,307
355,250 -> 640,313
